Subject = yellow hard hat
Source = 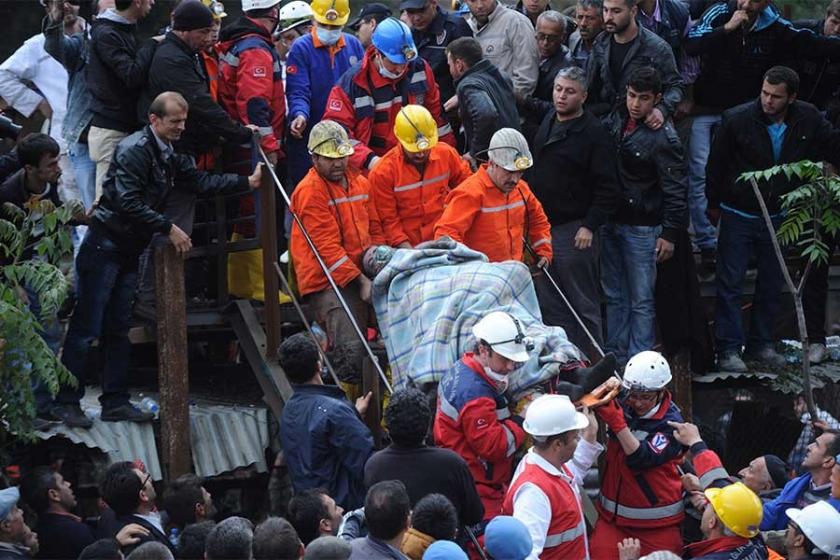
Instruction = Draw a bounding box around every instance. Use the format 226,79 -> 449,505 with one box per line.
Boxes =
308,120 -> 355,158
704,482 -> 763,538
394,105 -> 438,153
311,0 -> 350,26
201,0 -> 227,19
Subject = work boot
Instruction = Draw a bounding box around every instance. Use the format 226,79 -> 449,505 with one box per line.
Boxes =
51,404 -> 93,429
717,352 -> 747,373
101,404 -> 154,423
809,343 -> 827,365
744,347 -> 786,370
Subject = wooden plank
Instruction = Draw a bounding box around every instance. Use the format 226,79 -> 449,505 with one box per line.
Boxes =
154,243 -> 192,481
259,163 -> 281,360
362,357 -> 382,449
670,346 -> 693,421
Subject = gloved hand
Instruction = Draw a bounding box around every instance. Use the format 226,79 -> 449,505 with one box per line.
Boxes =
595,398 -> 628,433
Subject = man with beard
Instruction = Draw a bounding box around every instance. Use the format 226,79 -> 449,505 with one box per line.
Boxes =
163,474 -> 216,533
0,487 -> 39,560
568,0 -> 604,70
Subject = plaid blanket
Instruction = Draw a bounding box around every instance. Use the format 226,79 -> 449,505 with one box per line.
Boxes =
372,239 -> 583,398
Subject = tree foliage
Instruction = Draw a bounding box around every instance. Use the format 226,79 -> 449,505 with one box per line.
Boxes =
0,198 -> 78,441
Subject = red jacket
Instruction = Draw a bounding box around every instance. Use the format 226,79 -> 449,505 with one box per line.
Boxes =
434,354 -> 526,520
433,166 -> 553,263
290,167 -> 385,296
217,16 -> 285,155
691,443 -> 734,490
502,458 -> 587,559
597,391 -> 686,529
683,536 -> 768,559
323,46 -> 455,171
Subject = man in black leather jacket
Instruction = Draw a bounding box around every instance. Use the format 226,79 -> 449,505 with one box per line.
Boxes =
446,37 -> 520,162
52,92 -> 263,428
601,66 -> 687,367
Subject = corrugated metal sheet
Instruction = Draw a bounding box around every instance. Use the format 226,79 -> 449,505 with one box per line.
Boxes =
35,393 -> 269,481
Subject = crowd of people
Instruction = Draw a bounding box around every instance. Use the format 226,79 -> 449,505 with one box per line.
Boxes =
4,0 -> 840,557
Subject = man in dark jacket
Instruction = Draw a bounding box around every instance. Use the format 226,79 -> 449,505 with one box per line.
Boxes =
277,333 -> 374,510
365,388 -> 484,528
87,0 -> 157,199
403,0 -> 473,107
55,92 -> 262,427
586,0 -> 684,123
707,66 -> 840,372
446,37 -> 520,162
533,11 -> 574,102
20,467 -> 94,560
602,67 -> 687,365
0,487 -> 38,560
791,0 -> 840,115
527,66 -> 620,357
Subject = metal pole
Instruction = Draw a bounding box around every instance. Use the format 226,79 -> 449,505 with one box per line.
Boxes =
273,262 -> 341,386
464,526 -> 489,560
257,144 -> 393,394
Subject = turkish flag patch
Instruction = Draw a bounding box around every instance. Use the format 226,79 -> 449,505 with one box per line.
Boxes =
648,432 -> 669,454
474,417 -> 489,430
328,99 -> 342,112
253,66 -> 266,77
287,65 -> 297,75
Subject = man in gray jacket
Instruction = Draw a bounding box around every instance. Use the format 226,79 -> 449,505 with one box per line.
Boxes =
463,0 -> 540,96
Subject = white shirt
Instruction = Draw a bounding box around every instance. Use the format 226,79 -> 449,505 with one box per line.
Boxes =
509,439 -> 603,560
0,33 -> 69,152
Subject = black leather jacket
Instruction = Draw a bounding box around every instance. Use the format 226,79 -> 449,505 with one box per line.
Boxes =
91,126 -> 248,255
604,110 -> 688,242
586,25 -> 684,119
455,59 -> 521,159
412,8 -> 473,103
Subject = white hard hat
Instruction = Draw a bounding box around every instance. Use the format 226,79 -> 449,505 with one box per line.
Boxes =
523,394 -> 589,438
279,0 -> 313,29
472,311 -> 533,363
487,128 -> 532,172
241,0 -> 280,11
786,502 -> 840,556
622,351 -> 672,391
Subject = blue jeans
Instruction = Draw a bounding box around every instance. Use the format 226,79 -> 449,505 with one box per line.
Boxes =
68,142 -> 96,210
59,229 -> 138,408
687,115 -> 721,250
714,209 -> 783,355
601,223 -> 660,364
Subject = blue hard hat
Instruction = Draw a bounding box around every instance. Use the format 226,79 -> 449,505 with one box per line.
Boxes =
371,17 -> 418,64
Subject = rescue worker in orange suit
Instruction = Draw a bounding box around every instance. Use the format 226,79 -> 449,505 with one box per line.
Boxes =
434,311 -> 530,522
369,104 -> 471,248
289,120 -> 385,382
590,350 -> 687,559
323,17 -> 456,172
433,127 -> 552,264
198,0 -> 227,169
503,394 -> 602,559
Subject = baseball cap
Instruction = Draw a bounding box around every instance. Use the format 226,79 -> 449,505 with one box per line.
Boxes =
348,3 -> 392,30
400,0 -> 429,10
0,487 -> 20,522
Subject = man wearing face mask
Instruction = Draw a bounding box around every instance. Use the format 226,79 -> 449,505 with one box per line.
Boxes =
433,311 -> 530,521
433,128 -> 552,266
286,0 -> 364,194
324,17 -> 455,172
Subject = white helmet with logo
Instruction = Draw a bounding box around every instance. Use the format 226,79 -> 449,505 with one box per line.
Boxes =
786,501 -> 840,556
472,311 -> 533,363
622,351 -> 672,391
523,394 -> 589,439
241,0 -> 280,11
487,128 -> 533,172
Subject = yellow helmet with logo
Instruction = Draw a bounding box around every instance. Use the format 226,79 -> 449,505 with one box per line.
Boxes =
311,0 -> 350,26
201,0 -> 227,19
308,120 -> 355,158
704,482 -> 763,538
394,105 -> 438,153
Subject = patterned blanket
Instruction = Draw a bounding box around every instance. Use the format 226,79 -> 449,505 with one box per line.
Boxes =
371,239 -> 583,398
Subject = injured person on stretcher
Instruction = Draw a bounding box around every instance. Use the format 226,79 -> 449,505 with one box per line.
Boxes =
361,237 -> 619,404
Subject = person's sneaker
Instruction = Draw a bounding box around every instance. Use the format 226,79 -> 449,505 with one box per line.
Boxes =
744,347 -> 786,370
718,352 -> 748,373
808,343 -> 827,365
101,404 -> 154,423
51,404 -> 93,429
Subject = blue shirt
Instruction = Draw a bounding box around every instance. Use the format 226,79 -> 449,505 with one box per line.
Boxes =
767,122 -> 787,161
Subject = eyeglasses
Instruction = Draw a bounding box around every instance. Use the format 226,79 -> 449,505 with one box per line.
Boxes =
140,473 -> 152,489
625,391 -> 659,403
535,33 -> 562,43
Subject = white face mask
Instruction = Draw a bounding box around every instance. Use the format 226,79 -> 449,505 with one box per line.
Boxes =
484,367 -> 509,393
376,55 -> 405,80
315,26 -> 342,46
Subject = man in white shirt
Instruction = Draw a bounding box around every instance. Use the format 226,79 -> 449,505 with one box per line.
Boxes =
502,394 -> 602,560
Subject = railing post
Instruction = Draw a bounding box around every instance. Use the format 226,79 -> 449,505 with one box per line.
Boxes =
362,357 -> 383,449
154,243 -> 191,481
259,162 -> 280,359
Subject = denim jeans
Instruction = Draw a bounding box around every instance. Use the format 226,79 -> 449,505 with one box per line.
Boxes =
59,229 -> 138,408
601,223 -> 661,364
714,209 -> 783,355
68,142 -> 97,210
687,115 -> 721,250
25,283 -> 63,414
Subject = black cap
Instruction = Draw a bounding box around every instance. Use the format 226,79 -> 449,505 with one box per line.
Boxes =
399,0 -> 429,9
763,455 -> 789,490
347,2 -> 393,30
172,0 -> 214,31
